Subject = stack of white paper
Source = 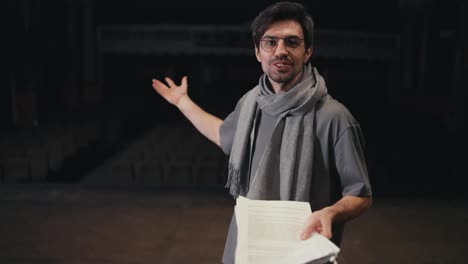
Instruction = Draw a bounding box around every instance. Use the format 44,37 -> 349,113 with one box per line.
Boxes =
235,196 -> 340,264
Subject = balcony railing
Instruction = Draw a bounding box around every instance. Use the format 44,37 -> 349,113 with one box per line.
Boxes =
97,24 -> 399,61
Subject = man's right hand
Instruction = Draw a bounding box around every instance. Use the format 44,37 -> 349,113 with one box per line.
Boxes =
152,76 -> 188,107
151,75 -> 223,147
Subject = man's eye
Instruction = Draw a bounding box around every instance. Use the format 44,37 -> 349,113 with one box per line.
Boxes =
265,40 -> 277,46
285,40 -> 300,47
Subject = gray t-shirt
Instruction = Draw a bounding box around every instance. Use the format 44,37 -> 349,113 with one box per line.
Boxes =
220,94 -> 372,264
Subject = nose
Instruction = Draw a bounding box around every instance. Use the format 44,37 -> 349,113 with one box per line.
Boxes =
274,39 -> 288,57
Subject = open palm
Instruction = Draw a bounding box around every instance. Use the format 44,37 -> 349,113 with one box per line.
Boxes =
151,76 -> 188,106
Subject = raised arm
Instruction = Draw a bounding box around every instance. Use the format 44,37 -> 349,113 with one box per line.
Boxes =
151,76 -> 223,147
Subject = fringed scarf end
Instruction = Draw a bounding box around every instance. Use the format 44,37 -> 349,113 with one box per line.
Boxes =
224,163 -> 246,198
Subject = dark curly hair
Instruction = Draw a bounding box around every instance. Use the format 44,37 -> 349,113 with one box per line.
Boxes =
251,2 -> 314,50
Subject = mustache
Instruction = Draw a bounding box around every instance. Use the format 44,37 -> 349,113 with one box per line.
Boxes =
270,58 -> 292,64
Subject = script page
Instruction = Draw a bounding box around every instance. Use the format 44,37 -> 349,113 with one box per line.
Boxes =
235,196 -> 339,264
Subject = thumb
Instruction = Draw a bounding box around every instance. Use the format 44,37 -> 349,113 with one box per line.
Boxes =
301,216 -> 320,240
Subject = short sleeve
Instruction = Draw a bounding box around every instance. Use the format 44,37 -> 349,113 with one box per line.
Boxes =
334,125 -> 373,197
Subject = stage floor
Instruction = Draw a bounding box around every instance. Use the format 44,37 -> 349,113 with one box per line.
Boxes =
1,184 -> 467,264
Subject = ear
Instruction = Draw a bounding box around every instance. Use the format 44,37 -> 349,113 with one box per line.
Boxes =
255,46 -> 261,62
304,47 -> 313,64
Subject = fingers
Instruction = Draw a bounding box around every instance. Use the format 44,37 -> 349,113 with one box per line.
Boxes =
300,212 -> 333,240
152,79 -> 168,93
301,215 -> 320,240
165,77 -> 177,88
152,76 -> 187,96
319,217 -> 332,239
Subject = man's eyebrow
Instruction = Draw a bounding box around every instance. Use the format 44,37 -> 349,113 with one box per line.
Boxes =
262,34 -> 302,39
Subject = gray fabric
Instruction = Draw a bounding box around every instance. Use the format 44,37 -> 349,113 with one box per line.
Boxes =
223,87 -> 259,197
221,93 -> 373,198
248,111 -> 276,185
222,211 -> 238,264
224,64 -> 327,200
220,67 -> 372,264
219,75 -> 372,199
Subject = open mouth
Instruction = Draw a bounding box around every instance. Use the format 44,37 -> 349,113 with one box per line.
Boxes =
273,61 -> 292,70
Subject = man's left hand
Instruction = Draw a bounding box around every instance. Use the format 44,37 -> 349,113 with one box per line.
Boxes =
300,207 -> 336,240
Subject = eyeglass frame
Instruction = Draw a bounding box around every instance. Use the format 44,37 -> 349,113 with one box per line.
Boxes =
259,36 -> 305,52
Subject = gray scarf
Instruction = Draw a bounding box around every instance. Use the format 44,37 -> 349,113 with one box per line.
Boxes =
225,64 -> 328,201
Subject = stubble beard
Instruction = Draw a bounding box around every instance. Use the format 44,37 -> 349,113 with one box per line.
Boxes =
267,66 -> 302,86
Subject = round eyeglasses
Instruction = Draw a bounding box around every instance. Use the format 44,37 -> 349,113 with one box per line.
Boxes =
260,37 -> 305,52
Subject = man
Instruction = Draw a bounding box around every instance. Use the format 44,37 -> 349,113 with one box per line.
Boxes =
152,2 -> 372,263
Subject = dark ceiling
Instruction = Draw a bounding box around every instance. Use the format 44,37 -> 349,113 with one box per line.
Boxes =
96,0 -> 400,32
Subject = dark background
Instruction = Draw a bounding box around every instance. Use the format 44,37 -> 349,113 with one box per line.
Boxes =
2,0 -> 466,198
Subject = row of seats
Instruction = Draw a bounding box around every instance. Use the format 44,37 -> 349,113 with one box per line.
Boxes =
83,123 -> 229,188
0,122 -> 98,183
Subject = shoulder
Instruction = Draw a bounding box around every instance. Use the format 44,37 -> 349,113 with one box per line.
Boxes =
225,86 -> 260,119
237,85 -> 260,105
316,95 -> 358,126
220,85 -> 260,154
224,85 -> 259,121
314,95 -> 362,143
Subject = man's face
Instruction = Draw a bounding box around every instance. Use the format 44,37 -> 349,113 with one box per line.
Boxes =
255,20 -> 312,91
